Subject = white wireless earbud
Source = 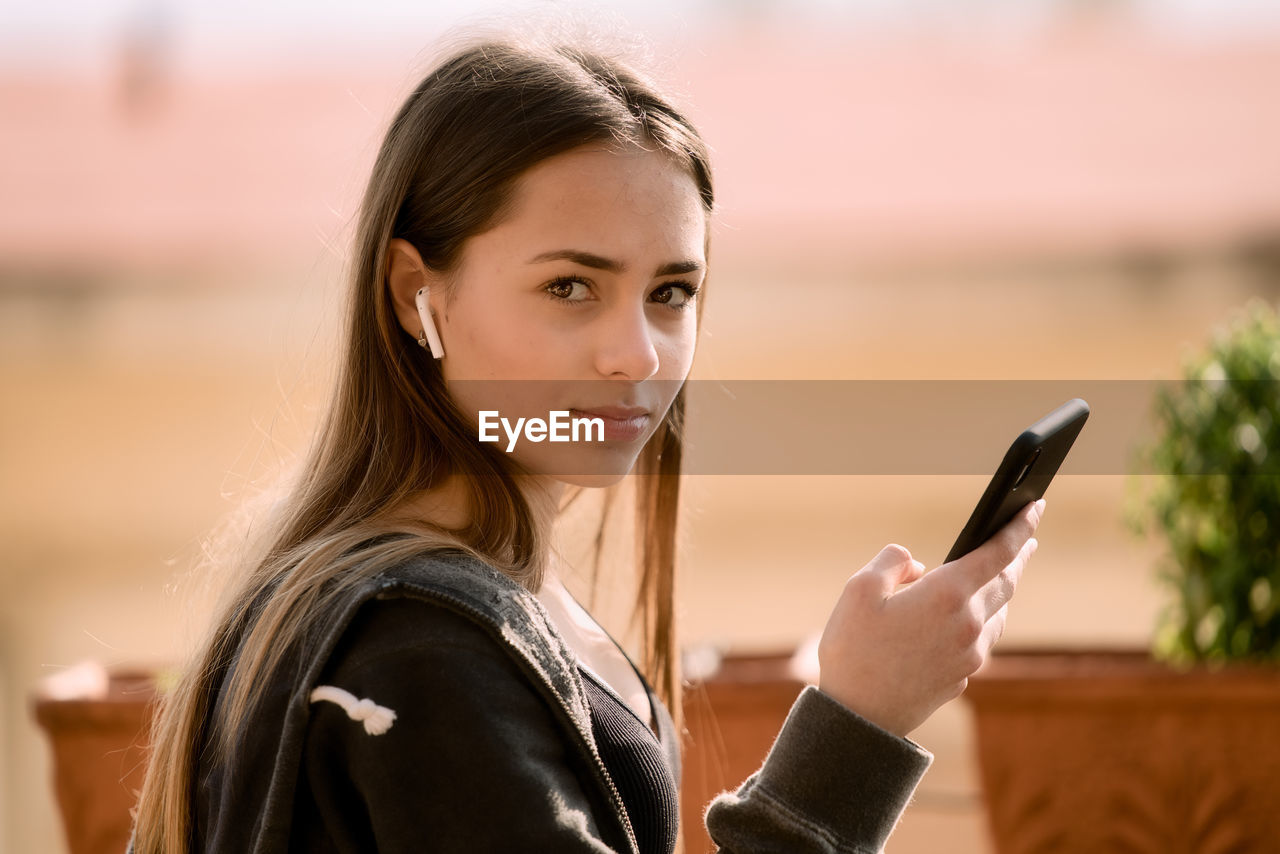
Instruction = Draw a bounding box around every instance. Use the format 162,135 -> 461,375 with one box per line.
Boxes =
414,286 -> 445,360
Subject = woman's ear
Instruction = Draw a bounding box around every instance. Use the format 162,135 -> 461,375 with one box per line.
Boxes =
386,238 -> 445,353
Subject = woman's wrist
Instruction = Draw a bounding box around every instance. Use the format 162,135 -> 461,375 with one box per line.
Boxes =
815,680 -> 911,739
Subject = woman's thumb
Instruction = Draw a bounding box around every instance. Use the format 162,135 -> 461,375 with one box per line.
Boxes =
859,545 -> 923,596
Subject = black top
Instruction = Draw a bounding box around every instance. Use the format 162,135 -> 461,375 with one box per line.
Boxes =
167,549 -> 934,854
578,665 -> 679,854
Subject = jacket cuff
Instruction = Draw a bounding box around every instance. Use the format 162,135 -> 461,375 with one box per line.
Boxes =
753,685 -> 934,846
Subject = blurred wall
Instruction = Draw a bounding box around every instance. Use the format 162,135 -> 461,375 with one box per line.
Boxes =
3,4 -> 1280,853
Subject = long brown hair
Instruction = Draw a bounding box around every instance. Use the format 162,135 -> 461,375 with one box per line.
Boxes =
131,32 -> 714,854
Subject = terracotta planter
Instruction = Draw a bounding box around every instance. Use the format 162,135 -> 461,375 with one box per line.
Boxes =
963,647 -> 1280,853
680,650 -> 806,854
33,669 -> 157,854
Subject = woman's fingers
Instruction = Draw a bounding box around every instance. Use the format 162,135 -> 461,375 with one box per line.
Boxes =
978,602 -> 1011,656
815,502 -> 1045,738
999,497 -> 1045,559
925,499 -> 1044,598
976,536 -> 1036,623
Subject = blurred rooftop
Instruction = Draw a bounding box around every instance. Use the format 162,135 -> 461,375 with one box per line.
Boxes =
3,15 -> 1279,279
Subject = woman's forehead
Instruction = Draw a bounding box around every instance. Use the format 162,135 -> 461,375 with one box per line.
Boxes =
486,145 -> 707,262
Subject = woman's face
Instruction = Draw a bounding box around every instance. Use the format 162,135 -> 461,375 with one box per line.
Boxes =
390,143 -> 707,488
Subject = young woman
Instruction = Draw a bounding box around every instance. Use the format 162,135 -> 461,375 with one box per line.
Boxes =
130,32 -> 1043,854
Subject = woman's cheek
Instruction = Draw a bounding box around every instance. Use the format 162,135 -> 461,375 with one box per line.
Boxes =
466,306 -> 549,377
658,328 -> 697,376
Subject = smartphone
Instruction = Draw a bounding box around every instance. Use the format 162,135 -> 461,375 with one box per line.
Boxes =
944,398 -> 1090,564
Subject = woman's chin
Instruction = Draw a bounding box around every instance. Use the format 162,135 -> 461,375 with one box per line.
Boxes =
514,446 -> 643,489
552,470 -> 632,489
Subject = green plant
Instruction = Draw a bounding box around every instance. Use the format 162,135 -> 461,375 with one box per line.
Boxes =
1130,298 -> 1280,666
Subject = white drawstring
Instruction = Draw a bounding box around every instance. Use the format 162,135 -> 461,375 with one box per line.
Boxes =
310,685 -> 398,735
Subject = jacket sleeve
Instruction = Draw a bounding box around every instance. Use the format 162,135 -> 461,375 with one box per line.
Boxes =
299,597 -> 627,853
704,685 -> 934,854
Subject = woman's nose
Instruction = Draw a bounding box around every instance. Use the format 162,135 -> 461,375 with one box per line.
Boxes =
593,303 -> 661,380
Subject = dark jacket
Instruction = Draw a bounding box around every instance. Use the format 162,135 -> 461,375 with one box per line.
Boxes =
135,548 -> 934,853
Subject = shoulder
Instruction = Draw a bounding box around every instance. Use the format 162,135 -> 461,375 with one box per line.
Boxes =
343,548 -> 564,665
307,547 -> 589,729
325,592 -> 509,670
357,546 -> 529,611
323,546 -> 540,656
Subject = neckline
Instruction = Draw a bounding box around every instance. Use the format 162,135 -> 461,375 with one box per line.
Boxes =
571,615 -> 659,736
535,570 -> 657,729
577,659 -> 661,740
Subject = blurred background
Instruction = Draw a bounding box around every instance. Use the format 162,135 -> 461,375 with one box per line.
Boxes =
3,0 -> 1279,851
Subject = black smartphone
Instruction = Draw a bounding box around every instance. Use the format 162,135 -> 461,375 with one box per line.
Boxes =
944,398 -> 1090,564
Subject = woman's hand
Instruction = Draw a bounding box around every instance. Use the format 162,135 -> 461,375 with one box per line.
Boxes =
816,498 -> 1045,738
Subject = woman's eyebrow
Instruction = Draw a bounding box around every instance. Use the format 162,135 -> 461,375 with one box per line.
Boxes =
527,248 -> 703,277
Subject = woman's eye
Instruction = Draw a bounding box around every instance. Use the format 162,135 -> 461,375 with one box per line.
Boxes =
544,276 -> 592,303
544,276 -> 700,311
651,282 -> 700,311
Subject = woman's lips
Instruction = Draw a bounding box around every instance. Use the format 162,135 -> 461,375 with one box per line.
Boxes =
569,408 -> 651,441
